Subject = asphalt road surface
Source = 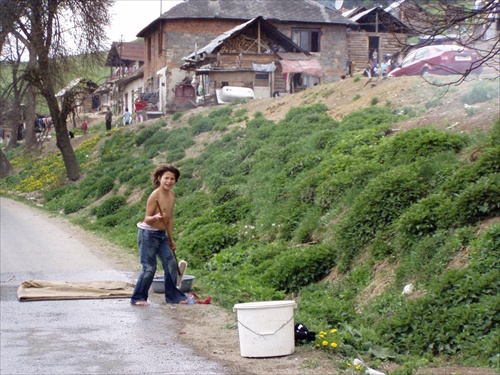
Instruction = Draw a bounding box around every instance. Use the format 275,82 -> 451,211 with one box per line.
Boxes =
0,197 -> 235,375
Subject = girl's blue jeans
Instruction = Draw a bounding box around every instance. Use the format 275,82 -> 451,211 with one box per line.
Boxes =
130,229 -> 187,304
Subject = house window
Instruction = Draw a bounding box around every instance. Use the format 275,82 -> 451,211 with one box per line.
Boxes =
157,28 -> 163,54
292,29 -> 320,52
255,73 -> 269,80
255,73 -> 269,87
147,37 -> 152,62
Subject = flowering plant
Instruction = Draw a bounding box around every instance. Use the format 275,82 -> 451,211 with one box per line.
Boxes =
314,328 -> 371,373
346,360 -> 367,373
315,327 -> 341,351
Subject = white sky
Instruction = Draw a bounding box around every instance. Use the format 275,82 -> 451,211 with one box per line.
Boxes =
108,0 -> 182,43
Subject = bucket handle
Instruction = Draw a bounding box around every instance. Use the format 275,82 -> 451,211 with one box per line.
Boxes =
237,313 -> 295,336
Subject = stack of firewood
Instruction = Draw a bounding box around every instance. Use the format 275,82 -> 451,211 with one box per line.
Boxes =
220,34 -> 273,54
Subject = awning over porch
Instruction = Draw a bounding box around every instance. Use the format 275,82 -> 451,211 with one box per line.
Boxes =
279,59 -> 323,77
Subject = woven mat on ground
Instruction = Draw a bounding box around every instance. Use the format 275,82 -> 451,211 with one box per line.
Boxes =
17,279 -> 135,302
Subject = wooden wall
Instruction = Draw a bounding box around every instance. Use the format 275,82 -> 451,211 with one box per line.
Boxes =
346,30 -> 409,72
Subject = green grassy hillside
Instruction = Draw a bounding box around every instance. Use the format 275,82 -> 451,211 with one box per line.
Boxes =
1,76 -> 499,373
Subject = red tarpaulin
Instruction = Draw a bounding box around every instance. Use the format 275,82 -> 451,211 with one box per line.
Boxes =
279,59 -> 323,77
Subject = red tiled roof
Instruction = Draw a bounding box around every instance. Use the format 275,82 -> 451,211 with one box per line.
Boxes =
111,41 -> 145,62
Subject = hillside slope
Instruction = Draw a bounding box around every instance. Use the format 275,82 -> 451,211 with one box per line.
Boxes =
46,74 -> 498,159
166,74 -> 498,162
2,74 -> 499,375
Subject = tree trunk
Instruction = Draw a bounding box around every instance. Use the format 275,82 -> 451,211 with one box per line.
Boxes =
24,85 -> 38,148
0,149 -> 13,178
42,86 -> 80,181
23,57 -> 39,149
7,121 -> 18,148
7,64 -> 21,149
71,110 -> 77,129
55,117 -> 80,181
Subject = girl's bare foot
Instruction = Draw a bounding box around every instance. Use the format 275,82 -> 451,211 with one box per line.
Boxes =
132,301 -> 150,306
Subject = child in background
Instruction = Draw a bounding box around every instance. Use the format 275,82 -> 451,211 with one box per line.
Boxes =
81,121 -> 88,136
123,108 -> 132,126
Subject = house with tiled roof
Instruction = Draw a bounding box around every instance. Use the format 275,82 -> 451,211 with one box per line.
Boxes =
106,41 -> 145,77
96,41 -> 145,116
136,0 -> 354,112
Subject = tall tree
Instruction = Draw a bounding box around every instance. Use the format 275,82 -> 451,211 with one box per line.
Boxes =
2,0 -> 113,181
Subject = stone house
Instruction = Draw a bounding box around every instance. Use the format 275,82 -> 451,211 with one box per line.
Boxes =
136,0 -> 354,112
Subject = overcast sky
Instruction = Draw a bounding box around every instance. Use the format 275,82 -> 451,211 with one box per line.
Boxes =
108,0 -> 182,43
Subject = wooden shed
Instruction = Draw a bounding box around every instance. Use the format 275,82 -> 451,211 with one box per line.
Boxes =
343,6 -> 413,73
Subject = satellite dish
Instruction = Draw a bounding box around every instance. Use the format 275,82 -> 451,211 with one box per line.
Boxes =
334,0 -> 343,10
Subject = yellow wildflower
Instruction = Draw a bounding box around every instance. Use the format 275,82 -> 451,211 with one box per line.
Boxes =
322,340 -> 328,346
330,342 -> 338,348
355,365 -> 362,371
330,328 -> 338,333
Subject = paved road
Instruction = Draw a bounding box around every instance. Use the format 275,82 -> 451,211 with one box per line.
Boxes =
0,197 -> 234,374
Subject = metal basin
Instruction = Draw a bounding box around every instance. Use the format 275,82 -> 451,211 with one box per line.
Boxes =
151,275 -> 195,293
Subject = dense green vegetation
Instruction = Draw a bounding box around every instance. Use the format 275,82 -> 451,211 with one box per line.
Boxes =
1,81 -> 499,373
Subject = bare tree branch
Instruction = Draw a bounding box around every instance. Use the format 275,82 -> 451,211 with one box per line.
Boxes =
393,0 -> 500,82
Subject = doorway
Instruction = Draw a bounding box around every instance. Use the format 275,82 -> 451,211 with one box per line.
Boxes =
369,36 -> 380,64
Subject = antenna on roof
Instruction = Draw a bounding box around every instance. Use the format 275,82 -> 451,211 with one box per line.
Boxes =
334,0 -> 344,10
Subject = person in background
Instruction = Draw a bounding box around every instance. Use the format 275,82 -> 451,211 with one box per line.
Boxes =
363,63 -> 372,77
45,117 -> 53,132
105,106 -> 112,131
130,165 -> 187,306
81,121 -> 88,136
123,108 -> 132,126
134,98 -> 148,123
382,54 -> 392,76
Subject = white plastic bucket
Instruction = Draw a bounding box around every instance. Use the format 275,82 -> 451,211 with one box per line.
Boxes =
233,300 -> 297,357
